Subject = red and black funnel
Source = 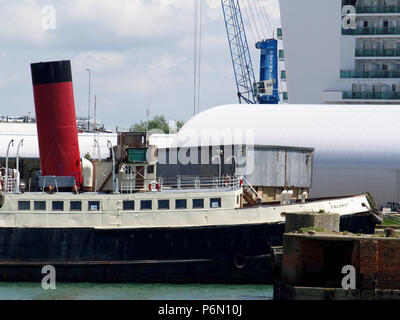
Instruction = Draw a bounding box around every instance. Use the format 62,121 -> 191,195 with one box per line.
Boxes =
31,60 -> 82,187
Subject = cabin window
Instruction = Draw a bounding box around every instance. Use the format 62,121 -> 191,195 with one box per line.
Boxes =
210,198 -> 221,208
52,201 -> 64,211
237,195 -> 240,204
147,165 -> 154,174
88,201 -> 100,211
141,200 -> 152,210
70,201 -> 82,211
34,201 -> 46,211
193,199 -> 204,209
158,200 -> 170,210
18,201 -> 30,211
175,199 -> 187,209
123,201 -> 135,211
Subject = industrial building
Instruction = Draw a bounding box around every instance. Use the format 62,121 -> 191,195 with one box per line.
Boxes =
0,122 -> 117,188
151,104 -> 400,208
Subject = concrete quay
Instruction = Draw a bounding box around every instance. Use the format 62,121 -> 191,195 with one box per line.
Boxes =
274,212 -> 400,300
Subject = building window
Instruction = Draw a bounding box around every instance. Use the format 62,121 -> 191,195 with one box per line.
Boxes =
158,200 -> 170,210
18,201 -> 30,211
175,199 -> 187,209
52,201 -> 64,211
88,201 -> 100,211
210,198 -> 221,208
70,201 -> 82,211
34,201 -> 46,211
141,200 -> 152,210
123,201 -> 135,211
192,199 -> 204,209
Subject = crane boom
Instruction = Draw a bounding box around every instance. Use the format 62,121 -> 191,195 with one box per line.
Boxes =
221,0 -> 257,104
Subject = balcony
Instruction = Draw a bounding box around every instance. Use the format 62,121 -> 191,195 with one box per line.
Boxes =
342,91 -> 400,99
355,48 -> 400,57
340,70 -> 400,78
355,6 -> 400,14
342,27 -> 400,36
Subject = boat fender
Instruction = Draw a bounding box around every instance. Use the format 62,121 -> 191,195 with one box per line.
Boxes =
233,254 -> 246,269
225,176 -> 231,186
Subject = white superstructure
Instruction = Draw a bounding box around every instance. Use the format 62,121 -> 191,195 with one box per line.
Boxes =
279,0 -> 400,104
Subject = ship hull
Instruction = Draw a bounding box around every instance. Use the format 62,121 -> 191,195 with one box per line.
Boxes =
0,214 -> 375,283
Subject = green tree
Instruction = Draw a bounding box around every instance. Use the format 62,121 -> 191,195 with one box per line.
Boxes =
130,115 -> 184,133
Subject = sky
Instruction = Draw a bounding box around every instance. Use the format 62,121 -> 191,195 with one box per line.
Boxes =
0,0 -> 281,131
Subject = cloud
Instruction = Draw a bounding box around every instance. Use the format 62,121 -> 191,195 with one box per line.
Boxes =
0,0 -> 282,129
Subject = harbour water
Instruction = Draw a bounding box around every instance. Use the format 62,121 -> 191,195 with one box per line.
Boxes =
0,282 -> 273,300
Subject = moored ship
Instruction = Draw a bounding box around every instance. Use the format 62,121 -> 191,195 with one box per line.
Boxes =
0,60 -> 380,284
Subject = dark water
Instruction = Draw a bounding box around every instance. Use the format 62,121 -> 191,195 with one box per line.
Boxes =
0,282 -> 273,300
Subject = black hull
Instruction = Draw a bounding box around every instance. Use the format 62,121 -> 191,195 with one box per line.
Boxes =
0,215 -> 376,283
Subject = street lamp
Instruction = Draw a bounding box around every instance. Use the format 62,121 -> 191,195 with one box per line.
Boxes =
107,140 -> 117,193
15,139 -> 24,193
5,139 -> 14,193
86,68 -> 91,132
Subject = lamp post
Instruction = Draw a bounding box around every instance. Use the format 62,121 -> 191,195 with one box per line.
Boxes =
5,139 -> 14,193
211,149 -> 224,180
93,138 -> 101,161
226,155 -> 237,176
107,140 -> 117,193
86,68 -> 91,132
15,139 -> 24,193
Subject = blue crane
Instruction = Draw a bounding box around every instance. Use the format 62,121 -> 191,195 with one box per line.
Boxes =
221,0 -> 279,104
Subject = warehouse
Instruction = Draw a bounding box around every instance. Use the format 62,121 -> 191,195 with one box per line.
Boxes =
151,104 -> 400,207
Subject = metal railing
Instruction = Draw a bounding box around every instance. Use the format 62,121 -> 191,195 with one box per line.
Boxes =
241,176 -> 263,200
354,5 -> 400,14
355,48 -> 400,57
121,175 -> 242,193
158,176 -> 242,190
342,91 -> 400,99
343,27 -> 400,36
341,70 -> 400,78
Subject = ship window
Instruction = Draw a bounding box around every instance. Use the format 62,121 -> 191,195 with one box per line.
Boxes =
147,165 -> 154,174
175,199 -> 187,209
18,201 -> 30,211
210,198 -> 221,208
158,200 -> 170,210
34,201 -> 46,211
88,201 -> 100,211
141,200 -> 152,210
193,199 -> 204,209
52,201 -> 64,211
70,201 -> 82,211
123,201 -> 135,211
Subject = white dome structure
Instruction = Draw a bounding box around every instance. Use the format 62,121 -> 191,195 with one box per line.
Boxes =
174,104 -> 400,207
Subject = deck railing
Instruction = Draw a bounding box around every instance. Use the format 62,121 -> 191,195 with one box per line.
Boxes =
121,175 -> 242,193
